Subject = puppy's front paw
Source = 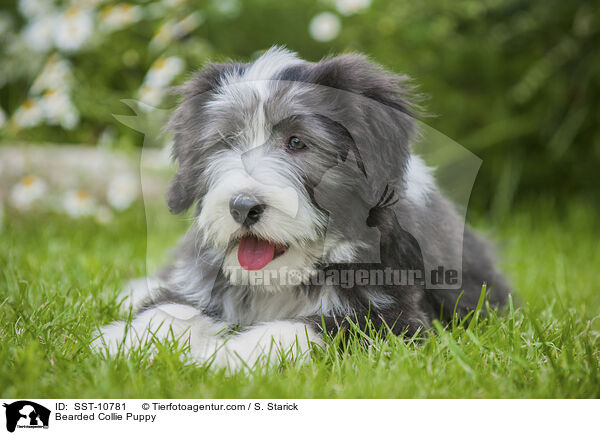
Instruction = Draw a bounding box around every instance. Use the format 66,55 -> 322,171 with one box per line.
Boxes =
91,304 -> 210,358
91,321 -> 142,356
197,321 -> 324,373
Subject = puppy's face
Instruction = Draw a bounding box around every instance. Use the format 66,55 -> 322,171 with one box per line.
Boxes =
166,48 -> 415,286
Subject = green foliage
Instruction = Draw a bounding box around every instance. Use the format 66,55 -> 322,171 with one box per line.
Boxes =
1,0 -> 599,210
1,200 -> 598,398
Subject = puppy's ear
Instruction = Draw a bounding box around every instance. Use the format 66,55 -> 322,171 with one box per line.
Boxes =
165,61 -> 247,215
310,53 -> 419,118
166,171 -> 195,214
328,117 -> 368,177
310,54 -> 420,189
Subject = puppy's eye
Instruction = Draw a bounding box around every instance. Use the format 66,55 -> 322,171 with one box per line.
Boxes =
287,136 -> 307,151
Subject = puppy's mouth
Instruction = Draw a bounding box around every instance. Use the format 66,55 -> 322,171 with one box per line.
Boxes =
237,235 -> 288,270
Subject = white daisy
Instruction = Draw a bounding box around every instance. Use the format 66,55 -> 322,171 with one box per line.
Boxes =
150,20 -> 175,49
107,174 -> 139,211
12,98 -> 44,129
40,89 -> 80,130
62,189 -> 96,217
10,175 -> 48,211
23,15 -> 57,52
31,54 -> 73,94
138,84 -> 164,107
144,56 -> 185,88
53,7 -> 94,52
309,12 -> 341,42
18,0 -> 53,19
213,0 -> 242,18
99,4 -> 143,32
335,0 -> 371,16
173,12 -> 204,38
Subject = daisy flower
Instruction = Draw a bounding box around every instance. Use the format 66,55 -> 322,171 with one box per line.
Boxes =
107,174 -> 139,211
144,56 -> 185,88
213,0 -> 242,18
62,189 -> 96,217
12,98 -> 44,129
23,15 -> 57,52
10,175 -> 48,211
99,4 -> 143,32
138,84 -> 164,107
31,54 -> 73,95
138,57 -> 185,106
41,89 -> 80,130
53,7 -> 94,52
309,12 -> 341,42
173,12 -> 204,38
18,0 -> 52,19
150,20 -> 175,50
335,0 -> 371,16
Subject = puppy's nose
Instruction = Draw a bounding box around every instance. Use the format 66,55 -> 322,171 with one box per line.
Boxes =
229,194 -> 265,226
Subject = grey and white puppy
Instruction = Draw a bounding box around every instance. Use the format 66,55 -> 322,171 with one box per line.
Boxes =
93,47 -> 510,370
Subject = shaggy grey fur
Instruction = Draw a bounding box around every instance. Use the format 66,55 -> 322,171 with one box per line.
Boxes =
157,48 -> 510,336
95,48 -> 510,364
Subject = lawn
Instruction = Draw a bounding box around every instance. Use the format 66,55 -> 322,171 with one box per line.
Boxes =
1,199 -> 598,398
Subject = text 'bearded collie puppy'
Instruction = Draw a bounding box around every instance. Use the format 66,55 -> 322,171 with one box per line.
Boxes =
92,47 -> 510,371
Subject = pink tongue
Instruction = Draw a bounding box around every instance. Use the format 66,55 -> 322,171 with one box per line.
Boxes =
238,236 -> 275,270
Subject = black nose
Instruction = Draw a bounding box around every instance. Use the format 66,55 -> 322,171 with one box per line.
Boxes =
229,194 -> 265,226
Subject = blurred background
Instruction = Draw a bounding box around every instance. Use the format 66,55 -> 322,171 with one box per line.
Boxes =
0,0 -> 598,223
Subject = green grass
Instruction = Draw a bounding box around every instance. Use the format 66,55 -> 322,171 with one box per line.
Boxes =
1,200 -> 598,398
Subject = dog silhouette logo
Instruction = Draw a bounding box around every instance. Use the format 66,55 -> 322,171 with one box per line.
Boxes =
3,401 -> 50,432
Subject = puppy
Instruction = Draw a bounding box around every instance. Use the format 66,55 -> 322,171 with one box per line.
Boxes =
93,47 -> 510,370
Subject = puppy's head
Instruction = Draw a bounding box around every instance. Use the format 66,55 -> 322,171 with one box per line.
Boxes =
166,47 -> 417,286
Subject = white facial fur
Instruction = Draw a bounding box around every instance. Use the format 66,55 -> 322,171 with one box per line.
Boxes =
196,49 -> 328,285
198,147 -> 326,287
195,47 -> 435,289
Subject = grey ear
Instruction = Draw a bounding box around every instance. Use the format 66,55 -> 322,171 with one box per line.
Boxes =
309,54 -> 420,189
165,61 -> 248,215
166,171 -> 195,214
329,118 -> 367,178
310,53 -> 419,117
341,140 -> 367,178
